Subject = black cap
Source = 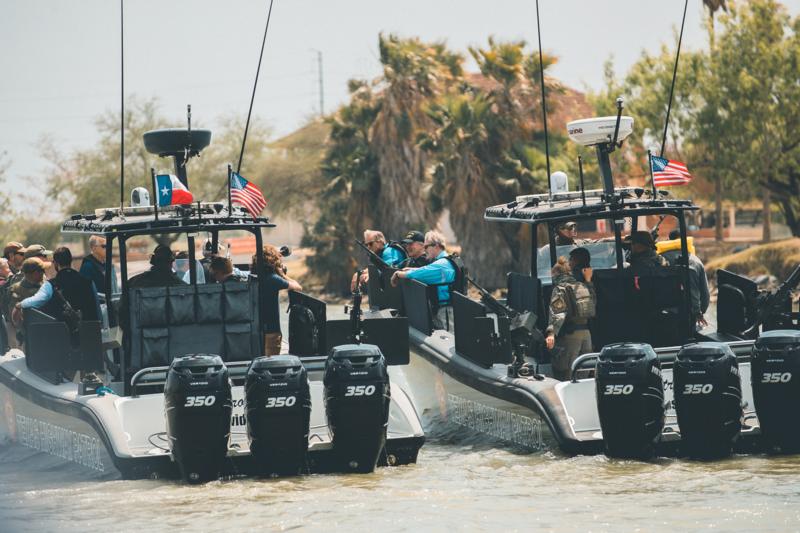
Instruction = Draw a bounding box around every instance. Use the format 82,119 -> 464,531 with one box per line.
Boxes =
402,231 -> 425,244
150,244 -> 175,266
630,231 -> 655,249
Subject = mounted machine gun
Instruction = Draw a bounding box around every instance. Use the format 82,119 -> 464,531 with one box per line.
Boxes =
466,275 -> 544,379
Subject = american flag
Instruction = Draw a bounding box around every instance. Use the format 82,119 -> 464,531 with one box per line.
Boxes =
650,155 -> 693,186
230,172 -> 267,218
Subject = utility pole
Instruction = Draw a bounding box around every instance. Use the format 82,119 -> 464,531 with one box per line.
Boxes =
316,49 -> 324,116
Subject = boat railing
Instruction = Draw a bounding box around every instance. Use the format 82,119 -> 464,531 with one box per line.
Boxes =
569,340 -> 756,383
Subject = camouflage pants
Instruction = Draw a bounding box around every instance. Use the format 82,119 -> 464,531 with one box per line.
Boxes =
552,329 -> 593,381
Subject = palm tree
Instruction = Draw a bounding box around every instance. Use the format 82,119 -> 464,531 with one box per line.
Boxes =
371,34 -> 463,235
420,39 -> 560,287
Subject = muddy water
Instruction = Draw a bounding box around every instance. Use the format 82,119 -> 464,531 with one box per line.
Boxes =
1,438 -> 799,532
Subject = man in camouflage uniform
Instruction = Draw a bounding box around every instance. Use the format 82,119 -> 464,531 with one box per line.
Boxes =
8,258 -> 47,345
545,251 -> 597,380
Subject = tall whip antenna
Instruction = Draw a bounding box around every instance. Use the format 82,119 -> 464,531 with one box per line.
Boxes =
237,0 -> 276,175
535,0 -> 552,198
660,0 -> 688,158
119,0 -> 125,210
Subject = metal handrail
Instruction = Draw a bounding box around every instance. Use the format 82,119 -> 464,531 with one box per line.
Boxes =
568,339 -> 756,383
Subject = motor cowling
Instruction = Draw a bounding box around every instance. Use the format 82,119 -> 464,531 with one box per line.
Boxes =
245,355 -> 311,475
751,330 -> 800,452
595,343 -> 665,458
323,344 -> 390,473
164,354 -> 232,483
674,343 -> 742,458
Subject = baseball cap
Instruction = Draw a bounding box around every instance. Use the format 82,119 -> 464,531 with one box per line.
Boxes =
402,231 -> 425,244
3,242 -> 23,258
630,231 -> 656,249
557,221 -> 577,230
21,244 -> 53,259
21,257 -> 45,274
150,244 -> 176,265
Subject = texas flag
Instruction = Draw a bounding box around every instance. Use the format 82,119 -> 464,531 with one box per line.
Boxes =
156,174 -> 194,206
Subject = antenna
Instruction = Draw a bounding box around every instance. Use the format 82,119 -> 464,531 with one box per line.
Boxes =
660,0 -> 688,158
535,0 -> 552,198
237,0 -> 276,175
611,97 -> 624,148
119,0 -> 125,210
578,156 -> 586,206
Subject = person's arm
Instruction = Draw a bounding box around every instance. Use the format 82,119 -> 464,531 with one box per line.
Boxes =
285,277 -> 302,291
91,282 -> 102,323
545,286 -> 568,348
19,282 -> 54,310
405,261 -> 454,285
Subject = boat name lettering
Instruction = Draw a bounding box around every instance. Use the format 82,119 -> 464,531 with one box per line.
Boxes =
14,414 -> 104,472
446,394 -> 544,450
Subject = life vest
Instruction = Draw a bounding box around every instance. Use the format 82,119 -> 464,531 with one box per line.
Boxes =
656,236 -> 695,256
387,241 -> 408,261
444,253 -> 467,294
288,304 -> 319,356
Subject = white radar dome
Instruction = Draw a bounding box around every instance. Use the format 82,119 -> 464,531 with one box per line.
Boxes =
550,171 -> 569,194
131,187 -> 151,207
567,116 -> 634,147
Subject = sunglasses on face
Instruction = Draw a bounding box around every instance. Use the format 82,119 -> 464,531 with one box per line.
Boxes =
424,243 -> 436,249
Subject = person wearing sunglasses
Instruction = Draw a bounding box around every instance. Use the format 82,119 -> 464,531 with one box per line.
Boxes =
391,230 -> 464,333
555,221 -> 586,246
351,229 -> 407,292
79,234 -> 118,296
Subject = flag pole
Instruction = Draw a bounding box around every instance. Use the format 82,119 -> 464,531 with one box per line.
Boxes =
227,164 -> 233,215
648,150 -> 657,198
150,168 -> 159,221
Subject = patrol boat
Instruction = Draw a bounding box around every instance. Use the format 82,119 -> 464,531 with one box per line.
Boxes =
0,128 -> 424,481
290,104 -> 800,458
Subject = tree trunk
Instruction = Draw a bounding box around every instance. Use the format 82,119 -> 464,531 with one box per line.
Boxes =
762,187 -> 771,243
714,174 -> 724,241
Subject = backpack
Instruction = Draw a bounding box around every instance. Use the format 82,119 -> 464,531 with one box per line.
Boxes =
563,280 -> 596,320
444,253 -> 467,294
387,242 -> 408,261
288,304 -> 319,356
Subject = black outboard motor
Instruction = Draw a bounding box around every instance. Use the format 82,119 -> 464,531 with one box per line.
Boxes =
245,355 -> 312,475
751,330 -> 800,452
323,344 -> 390,473
595,343 -> 665,458
164,354 -> 232,483
674,343 -> 742,458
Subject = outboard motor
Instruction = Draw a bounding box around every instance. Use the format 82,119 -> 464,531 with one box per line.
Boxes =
164,354 -> 232,483
751,330 -> 800,452
674,343 -> 742,458
323,344 -> 390,473
595,343 -> 665,458
245,355 -> 312,475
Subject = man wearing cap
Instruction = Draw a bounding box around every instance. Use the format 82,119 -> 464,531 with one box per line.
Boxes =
3,242 -> 24,274
17,247 -> 101,324
555,221 -> 588,246
351,229 -> 411,292
397,230 -> 429,268
8,258 -> 47,341
128,244 -> 184,289
660,229 -> 710,328
627,231 -> 668,271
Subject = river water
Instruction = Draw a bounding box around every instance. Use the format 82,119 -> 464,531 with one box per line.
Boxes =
2,434 -> 799,532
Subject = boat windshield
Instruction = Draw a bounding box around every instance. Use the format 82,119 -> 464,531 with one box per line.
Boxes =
537,241 -> 618,284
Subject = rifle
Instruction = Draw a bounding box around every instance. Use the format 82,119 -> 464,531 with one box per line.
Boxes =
354,240 -> 392,271
465,275 -> 542,379
346,268 -> 365,343
650,215 -> 667,241
754,264 -> 800,331
466,274 -> 518,320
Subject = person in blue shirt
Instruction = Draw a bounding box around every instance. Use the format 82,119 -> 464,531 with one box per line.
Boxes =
391,230 -> 459,332
351,229 -> 408,291
252,244 -> 302,356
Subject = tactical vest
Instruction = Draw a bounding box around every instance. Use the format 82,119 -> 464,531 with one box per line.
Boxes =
564,279 -> 596,320
444,254 -> 467,294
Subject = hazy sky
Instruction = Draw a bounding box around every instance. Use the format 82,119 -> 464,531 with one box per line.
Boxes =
3,0 -> 800,197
